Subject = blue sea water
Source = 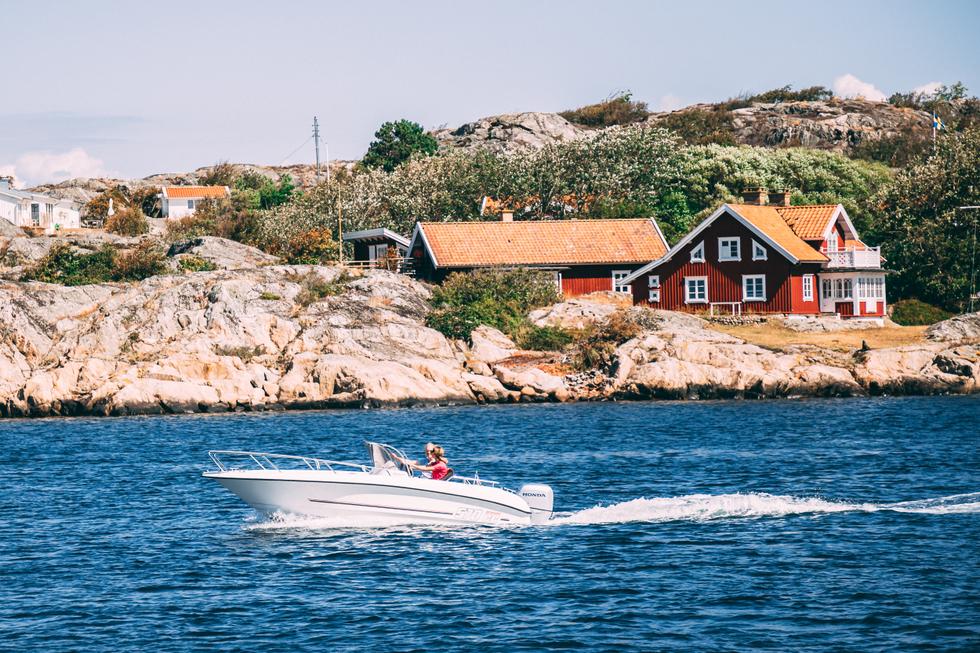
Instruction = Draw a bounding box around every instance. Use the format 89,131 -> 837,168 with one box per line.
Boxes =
0,396 -> 978,652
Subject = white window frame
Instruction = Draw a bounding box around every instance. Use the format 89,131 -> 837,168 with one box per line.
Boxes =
612,269 -> 631,294
822,278 -> 833,299
752,239 -> 767,261
802,274 -> 814,302
742,274 -> 766,302
718,237 -> 741,262
647,275 -> 660,303
684,276 -> 708,304
690,241 -> 705,263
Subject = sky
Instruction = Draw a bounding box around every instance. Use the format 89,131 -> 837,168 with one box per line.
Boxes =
1,0 -> 978,186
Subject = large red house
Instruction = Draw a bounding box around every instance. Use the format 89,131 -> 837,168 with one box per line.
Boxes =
623,189 -> 887,318
406,216 -> 669,297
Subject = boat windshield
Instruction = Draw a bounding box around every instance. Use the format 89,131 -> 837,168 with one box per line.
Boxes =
365,442 -> 413,475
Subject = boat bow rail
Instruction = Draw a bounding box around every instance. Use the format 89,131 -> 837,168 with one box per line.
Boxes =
207,450 -> 370,473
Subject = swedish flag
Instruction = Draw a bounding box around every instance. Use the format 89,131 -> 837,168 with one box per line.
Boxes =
933,112 -> 946,130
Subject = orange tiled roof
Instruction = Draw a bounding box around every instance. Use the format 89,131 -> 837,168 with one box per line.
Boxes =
728,204 -> 827,263
419,219 -> 668,267
774,204 -> 839,240
164,185 -> 230,199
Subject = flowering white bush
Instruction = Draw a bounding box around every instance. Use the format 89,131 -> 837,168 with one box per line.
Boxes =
255,124 -> 892,248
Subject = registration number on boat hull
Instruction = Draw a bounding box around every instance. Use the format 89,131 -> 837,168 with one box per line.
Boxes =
453,506 -> 504,523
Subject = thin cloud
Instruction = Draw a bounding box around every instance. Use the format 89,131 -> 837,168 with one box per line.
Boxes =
913,81 -> 943,96
832,74 -> 886,102
1,148 -> 108,187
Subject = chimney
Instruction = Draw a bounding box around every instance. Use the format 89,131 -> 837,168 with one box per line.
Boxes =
0,176 -> 12,191
769,189 -> 791,207
501,210 -> 514,222
741,187 -> 768,205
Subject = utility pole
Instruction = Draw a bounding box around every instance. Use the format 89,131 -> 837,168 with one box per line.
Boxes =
312,116 -> 321,181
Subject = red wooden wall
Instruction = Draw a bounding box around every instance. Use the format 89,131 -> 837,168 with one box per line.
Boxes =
561,265 -> 638,297
630,211 -> 822,314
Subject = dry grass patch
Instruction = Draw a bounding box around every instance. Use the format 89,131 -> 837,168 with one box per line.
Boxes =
712,321 -> 929,352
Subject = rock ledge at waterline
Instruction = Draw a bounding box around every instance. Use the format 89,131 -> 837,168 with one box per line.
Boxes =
1,244 -> 979,417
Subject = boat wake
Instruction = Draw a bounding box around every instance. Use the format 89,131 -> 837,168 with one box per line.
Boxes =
239,492 -> 980,531
549,491 -> 980,526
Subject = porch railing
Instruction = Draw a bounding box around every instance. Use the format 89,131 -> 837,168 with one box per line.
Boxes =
341,258 -> 415,275
821,246 -> 881,269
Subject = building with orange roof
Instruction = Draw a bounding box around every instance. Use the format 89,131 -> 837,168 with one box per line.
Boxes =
622,188 -> 887,319
160,185 -> 231,220
406,216 -> 669,297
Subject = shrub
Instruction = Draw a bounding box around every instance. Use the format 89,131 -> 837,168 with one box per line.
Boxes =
164,197 -> 263,246
105,206 -> 149,236
259,174 -> 296,209
287,229 -> 339,264
259,291 -> 281,301
22,244 -> 116,285
560,91 -> 650,127
426,269 -> 562,341
293,270 -> 352,306
22,241 -> 165,285
130,186 -> 161,218
849,129 -> 932,167
113,241 -> 167,281
199,161 -> 238,186
748,85 -> 833,104
657,108 -> 737,145
513,324 -> 574,351
178,255 -> 217,272
571,310 -> 648,371
890,299 -> 954,326
213,344 -> 265,362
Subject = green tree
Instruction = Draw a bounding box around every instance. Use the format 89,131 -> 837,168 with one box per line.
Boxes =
869,128 -> 980,311
258,174 -> 295,209
363,120 -> 438,172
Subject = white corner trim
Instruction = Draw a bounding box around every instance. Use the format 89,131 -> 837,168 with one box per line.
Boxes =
407,223 -> 439,268
821,204 -> 859,242
648,216 -> 669,252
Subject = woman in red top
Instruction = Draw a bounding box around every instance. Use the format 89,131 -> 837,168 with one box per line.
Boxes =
411,445 -> 450,480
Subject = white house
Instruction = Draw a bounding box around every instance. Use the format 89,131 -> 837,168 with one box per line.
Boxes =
160,185 -> 231,219
0,177 -> 81,233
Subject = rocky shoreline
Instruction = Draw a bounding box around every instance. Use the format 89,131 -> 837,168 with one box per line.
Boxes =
1,238 -> 978,418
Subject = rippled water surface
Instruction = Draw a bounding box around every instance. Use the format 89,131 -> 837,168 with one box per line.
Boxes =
1,397 -> 978,651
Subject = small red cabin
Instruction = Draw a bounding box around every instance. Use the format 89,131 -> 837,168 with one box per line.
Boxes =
623,189 -> 887,318
406,217 -> 670,298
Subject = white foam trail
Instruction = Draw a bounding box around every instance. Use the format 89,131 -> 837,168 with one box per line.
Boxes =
237,493 -> 980,531
884,492 -> 980,515
243,510 -> 414,532
550,492 -> 980,526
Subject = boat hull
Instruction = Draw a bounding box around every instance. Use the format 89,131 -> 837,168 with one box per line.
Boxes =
204,469 -> 533,526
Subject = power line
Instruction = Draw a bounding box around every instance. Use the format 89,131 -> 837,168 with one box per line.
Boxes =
275,136 -> 313,167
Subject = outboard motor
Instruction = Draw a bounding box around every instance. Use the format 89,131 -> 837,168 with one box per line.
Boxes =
519,484 -> 554,523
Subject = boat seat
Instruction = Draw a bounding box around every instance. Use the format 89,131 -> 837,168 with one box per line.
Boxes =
440,469 -> 454,481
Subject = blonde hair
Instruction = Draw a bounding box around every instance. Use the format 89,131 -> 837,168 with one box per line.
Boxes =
430,445 -> 447,463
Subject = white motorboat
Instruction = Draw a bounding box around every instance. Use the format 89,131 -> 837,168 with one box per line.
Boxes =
203,442 -> 554,526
